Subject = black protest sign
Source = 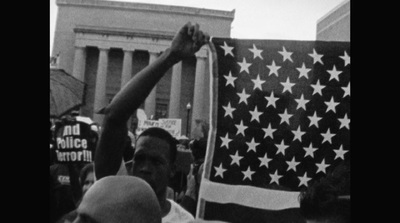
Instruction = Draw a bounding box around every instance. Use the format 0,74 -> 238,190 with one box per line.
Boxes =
54,120 -> 96,164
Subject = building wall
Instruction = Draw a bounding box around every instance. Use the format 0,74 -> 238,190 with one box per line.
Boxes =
316,0 -> 350,42
52,0 -> 234,135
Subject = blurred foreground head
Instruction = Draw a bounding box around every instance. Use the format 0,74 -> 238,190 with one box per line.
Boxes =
73,175 -> 161,223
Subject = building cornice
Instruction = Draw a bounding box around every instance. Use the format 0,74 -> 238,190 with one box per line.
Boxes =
57,0 -> 235,20
74,25 -> 176,40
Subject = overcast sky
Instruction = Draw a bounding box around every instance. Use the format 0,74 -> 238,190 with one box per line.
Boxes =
50,0 -> 347,55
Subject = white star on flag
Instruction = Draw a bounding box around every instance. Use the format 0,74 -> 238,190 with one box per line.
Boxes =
265,91 -> 280,108
342,82 -> 350,98
237,57 -> 251,74
340,51 -> 350,66
249,44 -> 263,59
258,152 -> 272,168
321,128 -> 335,144
237,89 -> 251,105
278,46 -> 293,62
235,120 -> 248,136
295,94 -> 309,110
281,77 -> 295,93
242,166 -> 255,181
311,80 -> 326,96
251,74 -> 266,90
214,163 -> 227,178
262,123 -> 276,139
220,41 -> 234,56
298,172 -> 312,187
286,157 -> 300,172
278,109 -> 293,125
246,137 -> 260,153
249,106 -> 262,122
327,65 -> 342,82
308,48 -> 324,65
230,150 -> 244,166
222,102 -> 236,118
275,140 -> 289,155
296,63 -> 311,79
338,113 -> 350,130
269,170 -> 282,185
315,158 -> 330,174
266,60 -> 281,76
325,96 -> 339,113
308,111 -> 322,128
220,133 -> 232,149
292,126 -> 306,142
333,145 -> 348,160
303,143 -> 318,158
224,71 -> 237,87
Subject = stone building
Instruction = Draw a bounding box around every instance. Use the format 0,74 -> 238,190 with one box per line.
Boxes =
51,0 -> 235,135
316,0 -> 350,42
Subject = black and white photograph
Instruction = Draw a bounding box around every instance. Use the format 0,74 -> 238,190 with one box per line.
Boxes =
50,0 -> 350,222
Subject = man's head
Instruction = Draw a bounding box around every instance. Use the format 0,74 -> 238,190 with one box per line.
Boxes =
73,175 -> 161,223
130,127 -> 178,200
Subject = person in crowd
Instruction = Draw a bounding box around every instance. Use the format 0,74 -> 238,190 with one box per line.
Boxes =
180,162 -> 204,217
50,173 -> 76,223
79,163 -> 95,196
51,114 -> 100,222
94,22 -> 209,223
299,161 -> 350,223
73,175 -> 162,223
56,163 -> 95,223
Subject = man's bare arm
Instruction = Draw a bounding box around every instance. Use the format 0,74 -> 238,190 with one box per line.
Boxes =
94,22 -> 209,180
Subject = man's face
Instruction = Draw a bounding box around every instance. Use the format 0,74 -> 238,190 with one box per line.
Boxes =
131,135 -> 172,198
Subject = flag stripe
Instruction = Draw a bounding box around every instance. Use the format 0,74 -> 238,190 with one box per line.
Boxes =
199,178 -> 300,210
203,201 -> 304,223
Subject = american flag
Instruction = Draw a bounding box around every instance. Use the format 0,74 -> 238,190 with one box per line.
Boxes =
196,38 -> 350,222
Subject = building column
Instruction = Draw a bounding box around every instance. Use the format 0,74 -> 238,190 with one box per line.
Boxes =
121,49 -> 134,129
191,52 -> 207,136
93,47 -> 109,124
72,46 -> 86,81
121,49 -> 134,89
168,61 -> 182,119
144,51 -> 159,119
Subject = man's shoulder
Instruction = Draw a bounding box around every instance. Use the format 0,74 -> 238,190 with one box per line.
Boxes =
163,199 -> 194,223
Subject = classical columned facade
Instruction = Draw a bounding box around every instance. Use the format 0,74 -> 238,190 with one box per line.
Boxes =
52,0 -> 235,135
71,26 -> 211,130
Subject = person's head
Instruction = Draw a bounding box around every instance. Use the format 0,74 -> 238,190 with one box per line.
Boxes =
73,175 -> 161,223
299,162 -> 350,223
189,138 -> 207,162
79,163 -> 95,196
130,127 -> 178,200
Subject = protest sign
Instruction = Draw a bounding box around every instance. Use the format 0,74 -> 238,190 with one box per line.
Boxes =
159,118 -> 182,138
54,120 -> 97,164
136,118 -> 182,138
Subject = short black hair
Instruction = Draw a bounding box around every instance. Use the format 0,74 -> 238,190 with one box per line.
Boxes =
137,127 -> 178,164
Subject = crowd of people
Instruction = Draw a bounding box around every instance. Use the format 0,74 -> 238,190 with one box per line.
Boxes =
50,22 -> 350,223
